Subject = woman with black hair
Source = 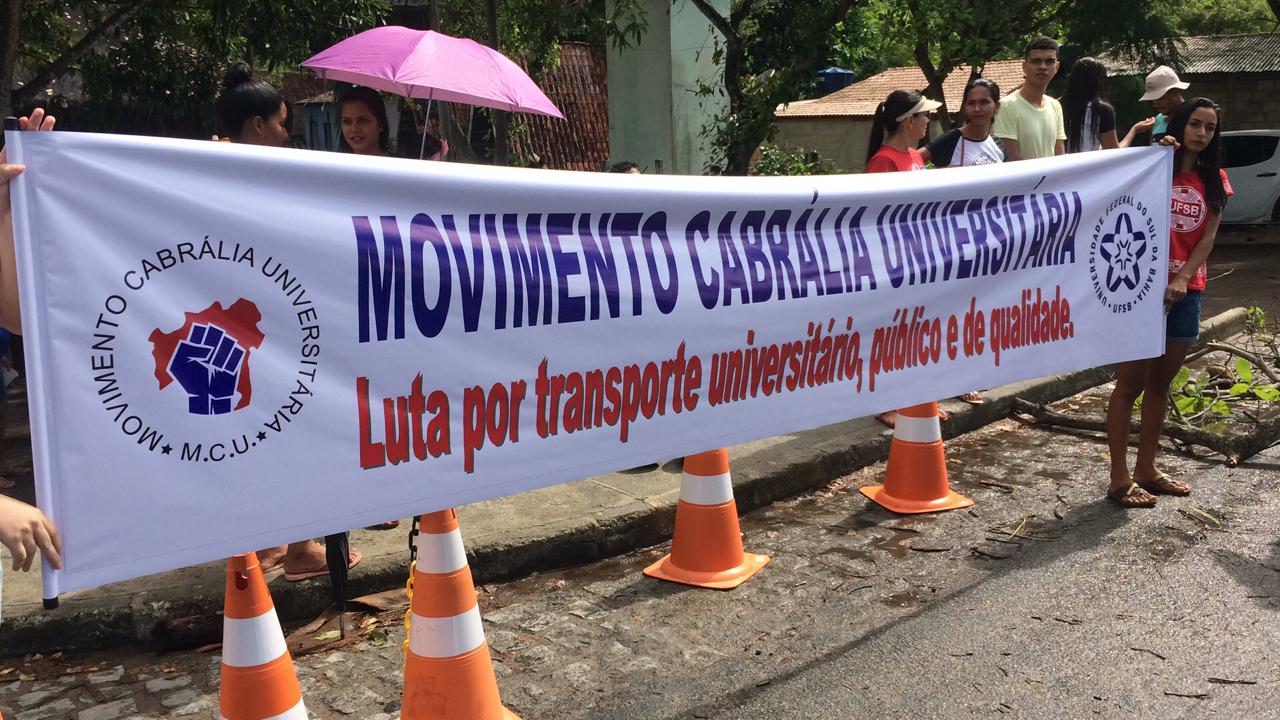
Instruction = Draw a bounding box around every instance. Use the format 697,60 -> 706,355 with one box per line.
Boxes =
864,89 -> 947,427
214,62 -> 290,146
215,62 -> 364,575
921,78 -> 1005,168
1104,98 -> 1231,507
864,89 -> 938,173
338,86 -> 393,156
1060,57 -> 1120,153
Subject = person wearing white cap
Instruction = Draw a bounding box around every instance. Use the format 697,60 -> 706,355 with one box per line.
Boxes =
864,88 -> 948,428
993,36 -> 1066,160
863,89 -> 940,174
1139,64 -> 1189,140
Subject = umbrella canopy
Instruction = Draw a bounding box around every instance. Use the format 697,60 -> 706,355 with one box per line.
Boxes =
302,26 -> 563,118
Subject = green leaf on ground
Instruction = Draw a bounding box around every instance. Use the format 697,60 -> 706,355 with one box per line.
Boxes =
1211,400 -> 1231,416
1256,385 -> 1280,402
1229,383 -> 1250,397
1172,366 -> 1191,391
315,630 -> 341,641
1187,505 -> 1222,528
1235,358 -> 1254,384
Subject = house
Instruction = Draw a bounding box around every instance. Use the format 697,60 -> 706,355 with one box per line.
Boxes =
1102,32 -> 1280,131
773,60 -> 1025,172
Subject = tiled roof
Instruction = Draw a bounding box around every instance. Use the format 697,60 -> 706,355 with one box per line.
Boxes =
1104,32 -> 1280,76
509,42 -> 609,171
776,60 -> 1024,118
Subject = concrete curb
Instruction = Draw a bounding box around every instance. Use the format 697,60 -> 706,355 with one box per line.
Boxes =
0,308 -> 1249,656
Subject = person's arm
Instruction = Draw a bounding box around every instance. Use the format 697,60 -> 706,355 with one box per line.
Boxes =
1002,138 -> 1024,162
918,146 -> 932,164
1100,130 -> 1119,150
0,494 -> 62,572
1054,101 -> 1067,156
1167,212 -> 1222,309
1054,140 -> 1065,156
1120,118 -> 1156,148
0,109 -> 57,334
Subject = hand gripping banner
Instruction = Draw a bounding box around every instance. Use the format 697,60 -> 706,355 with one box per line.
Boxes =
5,131 -> 1172,597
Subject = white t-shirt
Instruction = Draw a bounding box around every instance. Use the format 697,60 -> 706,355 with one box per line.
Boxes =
950,135 -> 1004,167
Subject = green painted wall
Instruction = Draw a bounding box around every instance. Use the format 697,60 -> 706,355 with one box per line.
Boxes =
606,0 -> 728,174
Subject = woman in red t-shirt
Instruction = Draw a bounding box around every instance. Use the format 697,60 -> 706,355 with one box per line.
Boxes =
864,89 -> 938,174
864,90 -> 940,427
1104,98 -> 1231,507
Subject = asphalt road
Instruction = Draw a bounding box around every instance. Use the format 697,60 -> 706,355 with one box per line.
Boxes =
4,384 -> 1279,719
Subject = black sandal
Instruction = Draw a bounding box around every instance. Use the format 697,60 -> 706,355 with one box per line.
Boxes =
1107,482 -> 1157,508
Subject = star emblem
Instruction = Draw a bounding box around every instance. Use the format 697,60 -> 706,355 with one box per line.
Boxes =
256,430 -> 267,441
161,444 -> 173,455
1098,213 -> 1146,292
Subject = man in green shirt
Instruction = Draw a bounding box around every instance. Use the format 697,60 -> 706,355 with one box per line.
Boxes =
993,36 -> 1067,161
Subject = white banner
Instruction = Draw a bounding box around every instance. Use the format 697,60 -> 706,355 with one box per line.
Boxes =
6,131 -> 1171,595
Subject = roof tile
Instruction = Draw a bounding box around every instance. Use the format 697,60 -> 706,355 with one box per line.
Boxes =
777,60 -> 1025,118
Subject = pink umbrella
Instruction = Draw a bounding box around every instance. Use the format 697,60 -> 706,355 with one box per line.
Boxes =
301,26 -> 563,119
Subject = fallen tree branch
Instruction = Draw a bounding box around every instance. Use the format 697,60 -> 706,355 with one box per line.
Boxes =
1009,398 -> 1280,466
1204,342 -> 1280,384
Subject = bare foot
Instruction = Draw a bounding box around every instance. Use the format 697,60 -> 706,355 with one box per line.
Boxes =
959,391 -> 985,404
257,545 -> 287,573
875,411 -> 897,428
283,540 -> 362,582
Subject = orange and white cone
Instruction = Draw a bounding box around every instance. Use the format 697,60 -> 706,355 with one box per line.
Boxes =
402,509 -> 518,720
219,552 -> 307,720
643,448 -> 770,589
861,402 -> 973,514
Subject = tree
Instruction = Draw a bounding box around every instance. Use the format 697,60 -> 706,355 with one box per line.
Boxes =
687,0 -> 864,175
5,1 -> 388,133
854,0 -> 1182,124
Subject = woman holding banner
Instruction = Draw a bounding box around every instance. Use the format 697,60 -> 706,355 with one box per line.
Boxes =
863,90 -> 956,427
215,63 -> 365,576
1104,98 -> 1231,507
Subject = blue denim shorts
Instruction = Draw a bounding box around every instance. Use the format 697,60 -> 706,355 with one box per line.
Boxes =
1166,290 -> 1202,343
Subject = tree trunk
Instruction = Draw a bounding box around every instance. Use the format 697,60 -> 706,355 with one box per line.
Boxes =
0,0 -> 22,120
485,0 -> 508,165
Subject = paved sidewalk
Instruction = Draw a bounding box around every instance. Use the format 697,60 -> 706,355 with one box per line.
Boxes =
0,309 -> 1249,656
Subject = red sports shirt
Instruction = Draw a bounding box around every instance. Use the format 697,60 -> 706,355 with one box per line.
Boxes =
865,146 -> 924,174
1169,168 -> 1232,291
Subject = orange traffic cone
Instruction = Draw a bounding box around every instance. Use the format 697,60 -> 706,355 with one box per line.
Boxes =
220,552 -> 308,720
861,402 -> 973,514
644,448 -> 770,589
402,509 -> 518,720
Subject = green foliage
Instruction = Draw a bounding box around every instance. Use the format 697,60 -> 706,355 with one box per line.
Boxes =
752,145 -> 840,175
1168,0 -> 1278,36
1246,306 -> 1267,333
17,0 -> 389,136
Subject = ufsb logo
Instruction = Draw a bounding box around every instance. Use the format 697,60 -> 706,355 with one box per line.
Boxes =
1171,184 -> 1206,233
1088,195 -> 1159,314
149,300 -> 264,415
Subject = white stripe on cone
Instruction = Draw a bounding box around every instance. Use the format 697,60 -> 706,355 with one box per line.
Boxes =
220,698 -> 308,720
408,605 -> 486,658
679,471 -> 734,506
221,608 -> 288,668
414,528 -> 468,574
894,414 -> 941,444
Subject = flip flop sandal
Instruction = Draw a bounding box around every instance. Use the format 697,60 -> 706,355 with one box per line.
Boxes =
1136,473 -> 1192,496
366,520 -> 400,530
959,392 -> 986,405
284,549 -> 363,582
1107,482 -> 1157,508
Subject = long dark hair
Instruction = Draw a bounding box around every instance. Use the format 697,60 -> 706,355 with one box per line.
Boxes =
1061,57 -> 1108,153
214,61 -> 282,140
961,78 -> 1001,124
866,89 -> 923,163
1169,97 -> 1228,214
337,86 -> 392,154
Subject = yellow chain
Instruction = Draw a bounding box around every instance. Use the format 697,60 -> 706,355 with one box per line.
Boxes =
403,559 -> 415,656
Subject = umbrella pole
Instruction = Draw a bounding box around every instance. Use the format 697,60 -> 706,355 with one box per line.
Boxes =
419,99 -> 434,159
